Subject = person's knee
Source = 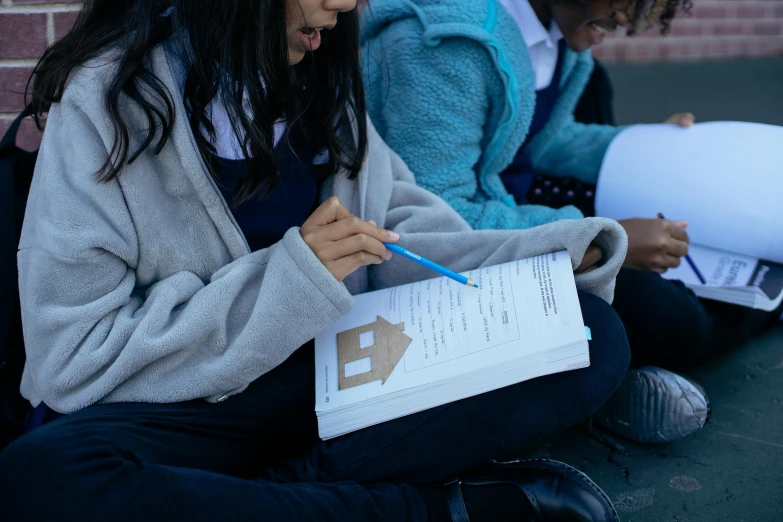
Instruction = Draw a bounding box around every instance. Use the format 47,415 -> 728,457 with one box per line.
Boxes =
578,291 -> 631,393
0,425 -> 82,518
615,269 -> 709,347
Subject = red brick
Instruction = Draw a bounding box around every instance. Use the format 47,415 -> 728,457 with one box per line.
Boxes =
715,39 -> 736,57
668,41 -> 690,59
0,117 -> 43,152
752,21 -> 782,36
614,44 -> 629,61
693,3 -> 728,19
712,20 -> 744,36
671,21 -> 703,37
0,14 -> 48,59
656,42 -> 672,60
0,67 -> 34,113
54,12 -> 81,41
634,43 -> 661,61
736,4 -> 766,19
746,40 -> 770,57
9,0 -> 81,4
635,24 -> 663,38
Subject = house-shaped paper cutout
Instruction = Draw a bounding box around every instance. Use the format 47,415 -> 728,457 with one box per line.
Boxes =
337,316 -> 412,391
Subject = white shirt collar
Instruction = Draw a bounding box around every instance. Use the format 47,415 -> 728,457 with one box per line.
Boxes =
499,0 -> 562,50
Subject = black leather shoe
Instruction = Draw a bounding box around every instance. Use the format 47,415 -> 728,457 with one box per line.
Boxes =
444,459 -> 619,522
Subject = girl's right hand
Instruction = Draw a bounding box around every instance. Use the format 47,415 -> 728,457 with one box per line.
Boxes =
619,217 -> 689,273
301,197 -> 399,282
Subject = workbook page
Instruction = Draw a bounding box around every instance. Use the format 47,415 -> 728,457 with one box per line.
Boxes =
315,252 -> 586,411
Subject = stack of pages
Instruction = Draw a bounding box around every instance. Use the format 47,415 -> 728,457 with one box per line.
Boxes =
663,245 -> 783,311
315,251 -> 591,440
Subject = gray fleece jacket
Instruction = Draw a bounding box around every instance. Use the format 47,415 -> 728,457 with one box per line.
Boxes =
18,45 -> 628,413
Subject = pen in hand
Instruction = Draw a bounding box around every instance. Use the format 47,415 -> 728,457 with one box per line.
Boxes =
657,213 -> 707,284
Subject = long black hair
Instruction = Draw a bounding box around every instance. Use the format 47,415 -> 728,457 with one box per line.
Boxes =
28,0 -> 367,204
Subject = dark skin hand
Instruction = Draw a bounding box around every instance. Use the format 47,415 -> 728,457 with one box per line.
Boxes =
619,218 -> 689,273
575,244 -> 603,274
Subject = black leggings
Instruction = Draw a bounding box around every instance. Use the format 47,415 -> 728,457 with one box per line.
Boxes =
0,291 -> 629,522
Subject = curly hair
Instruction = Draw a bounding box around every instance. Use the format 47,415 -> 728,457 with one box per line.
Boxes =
630,0 -> 693,35
558,0 -> 693,35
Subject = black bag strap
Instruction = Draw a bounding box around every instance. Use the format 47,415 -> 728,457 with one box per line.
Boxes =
0,106 -> 32,155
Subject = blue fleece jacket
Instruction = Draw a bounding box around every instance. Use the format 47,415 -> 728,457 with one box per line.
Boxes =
360,0 -> 622,230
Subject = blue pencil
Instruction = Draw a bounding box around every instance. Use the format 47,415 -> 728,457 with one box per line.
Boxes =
657,213 -> 707,284
384,243 -> 479,288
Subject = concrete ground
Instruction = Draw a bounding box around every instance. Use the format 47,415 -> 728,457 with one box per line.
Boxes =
532,58 -> 783,522
535,325 -> 783,522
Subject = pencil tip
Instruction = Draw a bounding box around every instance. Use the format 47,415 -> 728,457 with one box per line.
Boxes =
468,281 -> 478,288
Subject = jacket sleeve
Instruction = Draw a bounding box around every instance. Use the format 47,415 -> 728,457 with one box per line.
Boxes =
531,115 -> 621,185
18,99 -> 354,413
366,133 -> 628,304
363,25 -> 583,232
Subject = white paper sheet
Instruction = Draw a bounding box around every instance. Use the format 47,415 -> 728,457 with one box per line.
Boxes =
315,252 -> 586,412
595,122 -> 783,263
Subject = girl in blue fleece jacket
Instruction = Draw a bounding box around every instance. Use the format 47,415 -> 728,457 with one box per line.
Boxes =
362,0 -> 783,445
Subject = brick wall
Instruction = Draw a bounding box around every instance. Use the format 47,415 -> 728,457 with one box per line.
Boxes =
0,1 -> 82,150
1,1 -> 782,149
593,0 -> 783,62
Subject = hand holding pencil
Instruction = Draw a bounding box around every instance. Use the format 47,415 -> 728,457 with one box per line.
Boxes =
301,198 -> 399,282
618,217 -> 690,274
657,213 -> 706,283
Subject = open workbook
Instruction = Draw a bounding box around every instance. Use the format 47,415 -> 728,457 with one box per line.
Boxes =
596,121 -> 783,311
314,252 -> 590,440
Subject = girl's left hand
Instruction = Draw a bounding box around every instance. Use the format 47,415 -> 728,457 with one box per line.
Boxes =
575,244 -> 603,274
664,112 -> 695,127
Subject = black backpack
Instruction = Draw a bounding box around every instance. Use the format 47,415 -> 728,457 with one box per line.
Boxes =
0,107 -> 37,450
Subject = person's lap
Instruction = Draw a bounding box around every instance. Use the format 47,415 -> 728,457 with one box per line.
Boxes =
612,267 -> 783,371
0,291 -> 628,521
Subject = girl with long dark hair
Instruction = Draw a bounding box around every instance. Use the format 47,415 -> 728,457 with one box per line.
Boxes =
0,1 -> 631,520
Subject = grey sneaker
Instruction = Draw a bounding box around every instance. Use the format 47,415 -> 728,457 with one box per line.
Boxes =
594,366 -> 711,444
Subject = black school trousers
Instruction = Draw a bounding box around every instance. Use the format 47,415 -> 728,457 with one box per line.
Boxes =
0,291 -> 629,522
613,268 -> 783,371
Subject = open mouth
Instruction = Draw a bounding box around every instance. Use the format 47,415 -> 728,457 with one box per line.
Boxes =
587,22 -> 612,45
589,23 -> 610,36
296,26 -> 323,52
301,26 -> 322,39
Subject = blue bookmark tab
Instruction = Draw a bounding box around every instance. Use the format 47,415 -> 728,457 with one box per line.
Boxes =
584,326 -> 592,341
